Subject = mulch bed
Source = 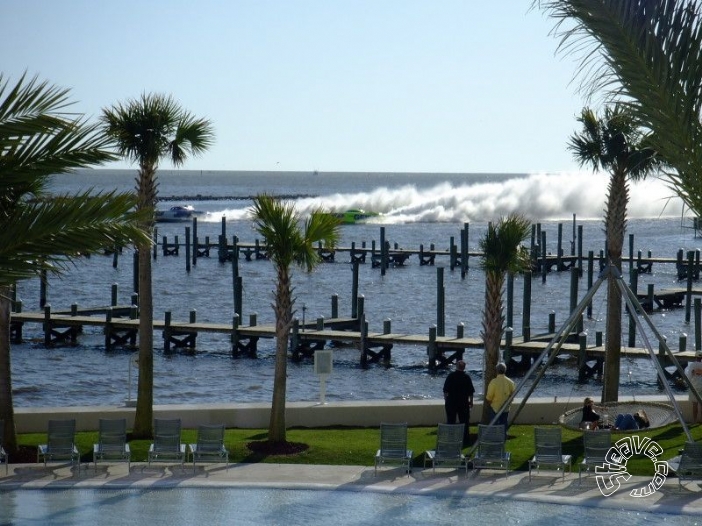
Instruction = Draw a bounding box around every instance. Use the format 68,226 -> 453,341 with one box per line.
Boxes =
9,445 -> 37,464
246,441 -> 308,456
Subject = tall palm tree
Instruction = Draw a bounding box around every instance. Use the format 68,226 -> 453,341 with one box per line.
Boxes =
250,195 -> 340,444
0,73 -> 149,453
101,94 -> 214,438
569,105 -> 658,402
479,214 -> 531,424
537,0 -> 702,218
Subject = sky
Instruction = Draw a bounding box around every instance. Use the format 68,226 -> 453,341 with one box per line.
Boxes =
1,1 -> 588,174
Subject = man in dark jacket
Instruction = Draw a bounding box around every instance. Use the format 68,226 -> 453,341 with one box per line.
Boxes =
443,360 -> 474,444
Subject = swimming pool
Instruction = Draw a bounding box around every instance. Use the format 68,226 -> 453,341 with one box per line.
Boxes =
0,488 -> 692,525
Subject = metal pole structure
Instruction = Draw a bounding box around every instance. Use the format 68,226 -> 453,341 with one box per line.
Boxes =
506,273 -> 607,426
466,271 -> 608,458
617,275 -> 694,442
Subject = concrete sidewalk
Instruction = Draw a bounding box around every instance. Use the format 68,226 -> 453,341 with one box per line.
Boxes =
1,462 -> 701,517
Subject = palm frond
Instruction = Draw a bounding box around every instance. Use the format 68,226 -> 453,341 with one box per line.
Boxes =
479,214 -> 532,274
0,191 -> 149,286
102,93 -> 214,170
538,0 -> 702,216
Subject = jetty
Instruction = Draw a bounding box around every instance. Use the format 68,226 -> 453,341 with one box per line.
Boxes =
13,214 -> 702,387
10,295 -> 701,383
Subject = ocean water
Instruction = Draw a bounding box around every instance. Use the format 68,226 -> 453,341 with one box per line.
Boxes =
10,169 -> 701,408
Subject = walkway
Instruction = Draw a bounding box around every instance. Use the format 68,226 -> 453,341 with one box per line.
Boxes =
1,462 -> 701,517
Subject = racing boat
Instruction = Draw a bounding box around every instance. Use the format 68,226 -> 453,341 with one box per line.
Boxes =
155,205 -> 205,223
328,209 -> 379,225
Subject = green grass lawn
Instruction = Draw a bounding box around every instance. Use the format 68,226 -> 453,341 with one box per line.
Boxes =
18,423 -> 702,476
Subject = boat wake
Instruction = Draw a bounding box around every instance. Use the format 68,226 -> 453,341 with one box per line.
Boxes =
201,171 -> 685,224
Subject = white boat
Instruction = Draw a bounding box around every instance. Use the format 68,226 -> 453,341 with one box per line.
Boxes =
155,205 -> 205,223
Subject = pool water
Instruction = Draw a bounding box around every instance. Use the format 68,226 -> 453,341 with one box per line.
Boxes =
0,488 -> 694,525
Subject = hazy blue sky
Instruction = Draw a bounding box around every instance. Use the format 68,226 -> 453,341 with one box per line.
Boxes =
2,1 -> 589,174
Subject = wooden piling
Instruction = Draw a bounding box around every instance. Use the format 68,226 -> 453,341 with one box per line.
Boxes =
628,269 -> 638,346
506,273 -> 514,330
541,231 -> 547,283
105,308 -> 113,350
437,267 -> 445,337
43,304 -> 51,347
428,325 -> 437,370
331,294 -> 339,318
192,217 -> 198,267
461,222 -> 469,278
696,298 -> 702,351
133,250 -> 139,295
380,227 -> 387,276
235,276 -> 243,318
577,225 -> 583,276
557,223 -> 563,271
40,268 -> 47,308
232,235 -> 240,310
522,271 -> 532,341
185,227 -> 191,273
351,262 -> 359,318
587,251 -> 594,318
164,311 -> 173,353
629,233 -> 635,274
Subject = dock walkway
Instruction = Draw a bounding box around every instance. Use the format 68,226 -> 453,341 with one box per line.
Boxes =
10,308 -> 697,380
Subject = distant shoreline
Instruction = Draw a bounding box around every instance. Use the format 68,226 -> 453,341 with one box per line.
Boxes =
157,194 -> 316,202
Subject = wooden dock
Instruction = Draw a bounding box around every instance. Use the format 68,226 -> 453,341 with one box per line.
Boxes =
10,307 -> 698,379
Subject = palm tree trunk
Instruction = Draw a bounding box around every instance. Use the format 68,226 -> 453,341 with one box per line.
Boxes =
602,172 -> 628,402
0,286 -> 17,452
133,165 -> 157,439
132,244 -> 154,438
481,271 -> 504,423
269,267 -> 292,443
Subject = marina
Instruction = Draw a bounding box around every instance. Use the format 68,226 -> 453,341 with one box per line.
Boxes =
9,169 -> 702,408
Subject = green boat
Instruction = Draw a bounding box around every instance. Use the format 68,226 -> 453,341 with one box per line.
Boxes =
329,209 -> 379,224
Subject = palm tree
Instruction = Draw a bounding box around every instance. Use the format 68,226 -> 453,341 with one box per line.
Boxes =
101,94 -> 214,438
0,73 -> 150,453
250,194 -> 340,444
569,105 -> 658,402
479,214 -> 531,424
536,0 -> 702,218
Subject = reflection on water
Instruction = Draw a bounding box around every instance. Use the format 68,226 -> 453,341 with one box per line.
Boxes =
0,488 -> 691,526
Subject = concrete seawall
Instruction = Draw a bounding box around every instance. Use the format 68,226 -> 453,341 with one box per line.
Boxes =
13,395 -> 691,433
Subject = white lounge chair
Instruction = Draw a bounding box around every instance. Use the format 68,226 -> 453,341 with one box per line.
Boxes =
374,422 -> 413,476
188,424 -> 229,473
579,429 -> 611,483
424,423 -> 467,474
37,419 -> 80,473
471,424 -> 510,476
675,441 -> 702,489
528,427 -> 572,481
93,418 -> 130,472
147,418 -> 185,467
